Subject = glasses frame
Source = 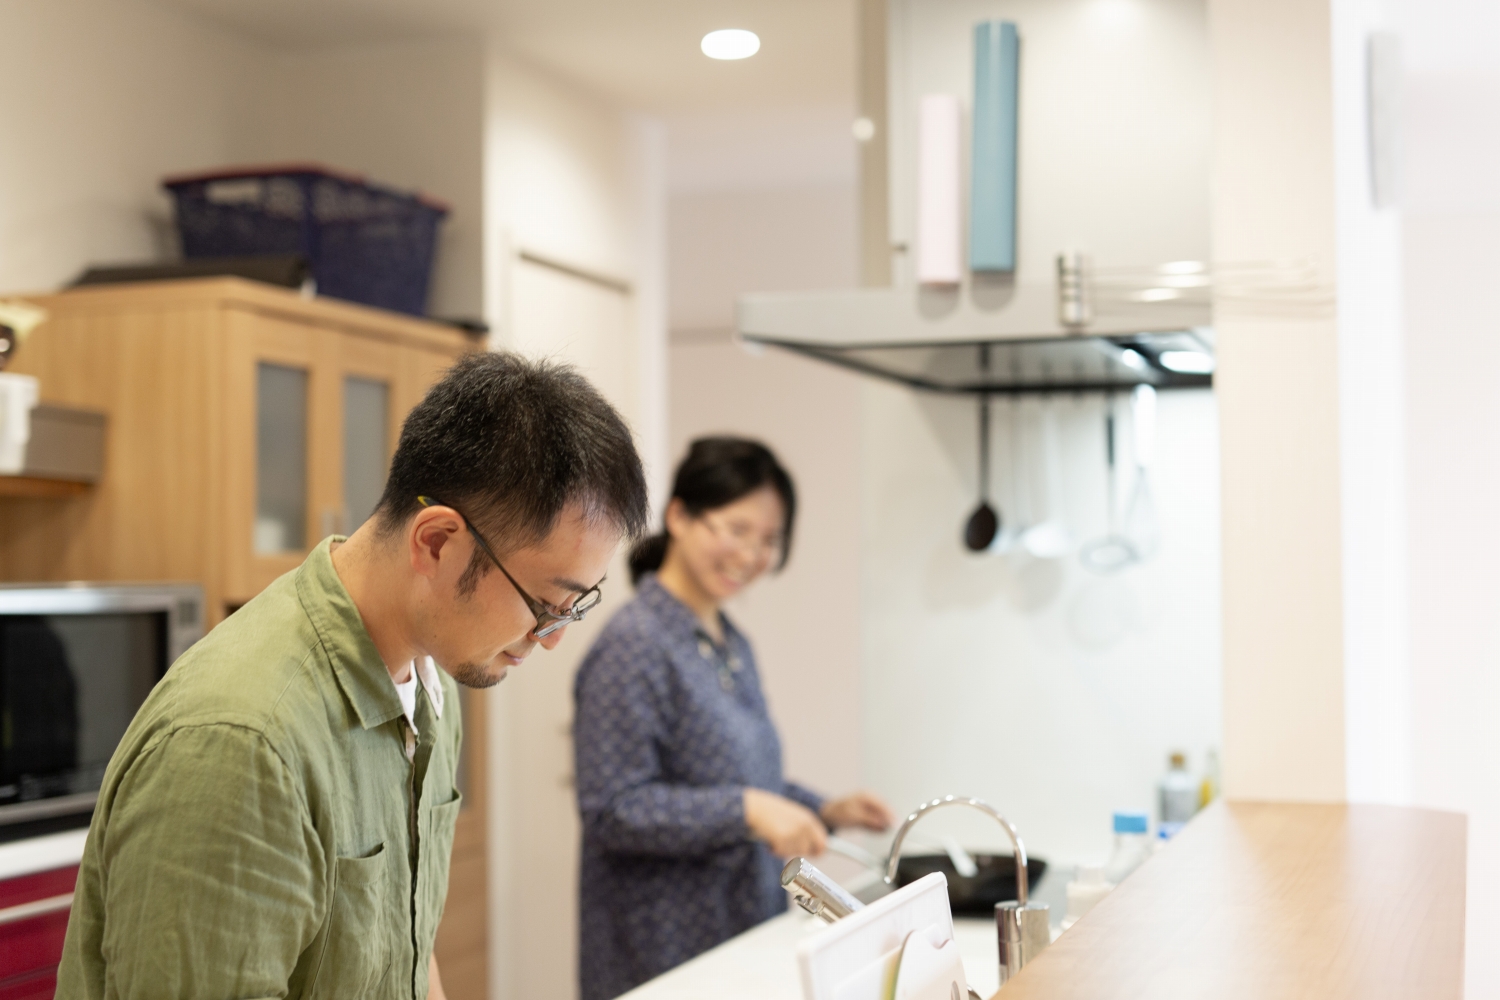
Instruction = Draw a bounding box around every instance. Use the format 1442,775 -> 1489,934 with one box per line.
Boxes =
417,496 -> 602,639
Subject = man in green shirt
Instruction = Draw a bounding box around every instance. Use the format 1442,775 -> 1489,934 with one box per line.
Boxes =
56,352 -> 648,999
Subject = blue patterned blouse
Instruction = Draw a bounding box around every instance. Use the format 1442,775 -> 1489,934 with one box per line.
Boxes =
572,574 -> 824,1000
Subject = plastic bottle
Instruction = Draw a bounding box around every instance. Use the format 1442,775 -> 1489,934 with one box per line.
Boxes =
1061,863 -> 1113,931
1158,752 -> 1197,839
1102,811 -> 1152,884
1199,748 -> 1221,810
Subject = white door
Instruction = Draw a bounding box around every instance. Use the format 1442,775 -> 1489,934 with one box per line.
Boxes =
491,255 -> 638,1000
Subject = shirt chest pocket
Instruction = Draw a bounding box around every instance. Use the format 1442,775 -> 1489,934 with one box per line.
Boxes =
311,844 -> 393,998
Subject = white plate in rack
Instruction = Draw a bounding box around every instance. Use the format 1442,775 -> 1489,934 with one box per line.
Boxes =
797,872 -> 969,1000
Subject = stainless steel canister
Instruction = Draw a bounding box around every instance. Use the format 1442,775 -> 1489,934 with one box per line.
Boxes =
995,901 -> 1051,986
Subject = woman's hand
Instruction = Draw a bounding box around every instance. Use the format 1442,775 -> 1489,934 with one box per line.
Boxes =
744,788 -> 828,858
820,791 -> 896,832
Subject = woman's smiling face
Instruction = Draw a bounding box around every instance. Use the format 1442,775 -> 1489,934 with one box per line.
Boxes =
666,484 -> 786,603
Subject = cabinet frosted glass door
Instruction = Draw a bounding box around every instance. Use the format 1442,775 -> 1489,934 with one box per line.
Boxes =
344,376 -> 390,532
255,363 -> 309,554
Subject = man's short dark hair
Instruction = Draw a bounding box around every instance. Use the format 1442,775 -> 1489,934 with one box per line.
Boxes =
374,352 -> 648,592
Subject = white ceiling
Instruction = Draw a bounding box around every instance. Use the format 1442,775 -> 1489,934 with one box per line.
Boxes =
154,0 -> 855,116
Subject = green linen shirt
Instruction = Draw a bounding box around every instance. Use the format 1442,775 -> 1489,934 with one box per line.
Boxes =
55,537 -> 464,1000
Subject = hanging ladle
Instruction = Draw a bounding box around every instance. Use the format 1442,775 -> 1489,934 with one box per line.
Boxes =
1080,392 -> 1139,573
964,391 -> 1000,551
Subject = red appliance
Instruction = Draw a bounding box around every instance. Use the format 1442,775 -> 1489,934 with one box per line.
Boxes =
0,864 -> 77,999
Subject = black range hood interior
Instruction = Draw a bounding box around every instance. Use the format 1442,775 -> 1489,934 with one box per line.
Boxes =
739,328 -> 1213,396
736,283 -> 1214,397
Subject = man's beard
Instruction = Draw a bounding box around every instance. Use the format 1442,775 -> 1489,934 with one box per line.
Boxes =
446,660 -> 506,689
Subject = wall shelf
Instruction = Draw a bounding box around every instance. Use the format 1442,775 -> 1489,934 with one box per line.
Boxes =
0,475 -> 92,499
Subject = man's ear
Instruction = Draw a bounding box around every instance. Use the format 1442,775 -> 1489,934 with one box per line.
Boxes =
409,505 -> 465,580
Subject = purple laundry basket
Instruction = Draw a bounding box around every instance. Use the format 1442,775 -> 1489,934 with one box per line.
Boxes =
163,164 -> 448,316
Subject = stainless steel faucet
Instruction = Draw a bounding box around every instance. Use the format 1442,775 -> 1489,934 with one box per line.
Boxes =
781,856 -> 866,924
884,795 -> 1051,988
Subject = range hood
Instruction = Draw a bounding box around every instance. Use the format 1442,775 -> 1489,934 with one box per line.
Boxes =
736,280 -> 1213,396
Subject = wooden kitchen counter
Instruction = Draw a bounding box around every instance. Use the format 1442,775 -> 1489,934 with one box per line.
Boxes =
995,801 -> 1466,1000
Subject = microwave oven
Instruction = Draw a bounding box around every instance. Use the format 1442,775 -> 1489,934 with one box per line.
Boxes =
0,582 -> 204,842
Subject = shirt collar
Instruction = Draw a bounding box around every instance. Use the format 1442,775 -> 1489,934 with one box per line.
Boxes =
389,656 -> 446,737
296,537 -> 404,731
413,656 -> 445,723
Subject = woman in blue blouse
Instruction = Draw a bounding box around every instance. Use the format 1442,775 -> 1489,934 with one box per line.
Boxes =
573,437 -> 893,1000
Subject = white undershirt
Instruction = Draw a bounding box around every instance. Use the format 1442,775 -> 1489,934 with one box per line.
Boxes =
387,658 -> 445,760
394,670 -> 419,730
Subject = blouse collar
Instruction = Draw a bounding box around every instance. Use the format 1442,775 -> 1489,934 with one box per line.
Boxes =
636,573 -> 740,649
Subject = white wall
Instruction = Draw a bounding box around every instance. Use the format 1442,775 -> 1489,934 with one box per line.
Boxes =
1395,0 -> 1500,992
1210,0 -> 1494,988
886,0 -> 1213,283
238,38 -> 487,319
855,0 -> 1219,867
0,0 -> 262,293
629,114 -> 669,509
1332,0 -> 1411,808
1208,0 -> 1348,801
670,184 -> 859,331
0,3 -> 486,321
662,83 -> 871,817
0,11 -> 668,994
668,339 -> 866,799
666,106 -> 862,195
1405,216 -> 1500,998
860,385 -> 1221,862
482,46 -> 668,1000
667,175 -> 864,802
485,54 -> 643,293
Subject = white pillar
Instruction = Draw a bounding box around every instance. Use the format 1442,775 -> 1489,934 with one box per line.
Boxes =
1332,0 -> 1412,806
1213,0 -> 1417,807
1211,0 -> 1348,801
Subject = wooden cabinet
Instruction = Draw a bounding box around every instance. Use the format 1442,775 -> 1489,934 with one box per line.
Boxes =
0,278 -> 476,624
0,278 -> 489,998
217,302 -> 457,603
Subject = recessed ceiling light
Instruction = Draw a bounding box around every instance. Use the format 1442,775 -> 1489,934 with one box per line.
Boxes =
702,29 -> 761,60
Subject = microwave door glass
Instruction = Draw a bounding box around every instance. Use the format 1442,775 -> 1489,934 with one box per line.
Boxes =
1,612 -> 167,806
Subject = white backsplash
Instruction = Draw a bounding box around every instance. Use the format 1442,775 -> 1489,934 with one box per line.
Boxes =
860,382 -> 1222,866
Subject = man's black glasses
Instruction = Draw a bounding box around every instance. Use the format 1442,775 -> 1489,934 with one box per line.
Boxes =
417,497 -> 602,639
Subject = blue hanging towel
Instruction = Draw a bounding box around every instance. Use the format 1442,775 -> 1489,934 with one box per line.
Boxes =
971,21 -> 1020,273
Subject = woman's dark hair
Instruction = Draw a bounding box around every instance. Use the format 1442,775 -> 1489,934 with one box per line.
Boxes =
629,436 -> 796,585
375,351 -> 648,594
